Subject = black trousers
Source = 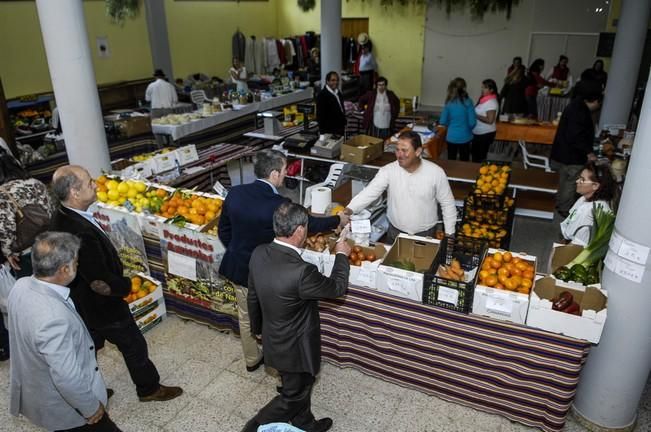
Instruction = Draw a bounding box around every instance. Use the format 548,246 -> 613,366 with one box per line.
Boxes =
359,70 -> 374,96
250,371 -> 316,430
472,132 -> 496,163
56,413 -> 122,432
94,317 -> 160,397
447,141 -> 471,161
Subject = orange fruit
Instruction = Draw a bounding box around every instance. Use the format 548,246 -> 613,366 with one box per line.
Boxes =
495,283 -> 505,290
511,267 -> 522,277
523,270 -> 535,281
490,259 -> 501,269
497,267 -> 509,277
487,267 -> 498,275
485,275 -> 498,287
205,211 -> 216,221
504,278 -> 517,291
520,278 -> 533,290
479,270 -> 490,280
512,257 -> 522,265
136,291 -> 147,299
131,276 -> 142,285
498,274 -> 509,285
503,252 -> 512,263
515,262 -> 528,272
156,188 -> 167,198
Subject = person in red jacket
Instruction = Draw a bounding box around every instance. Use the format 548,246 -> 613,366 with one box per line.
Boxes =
357,76 -> 400,139
525,58 -> 550,119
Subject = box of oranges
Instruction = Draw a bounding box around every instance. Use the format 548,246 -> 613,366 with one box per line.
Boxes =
423,236 -> 487,313
472,249 -> 537,324
471,162 -> 512,209
124,273 -> 164,318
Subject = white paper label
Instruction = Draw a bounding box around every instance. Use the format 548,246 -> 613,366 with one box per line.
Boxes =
605,251 -> 645,283
356,261 -> 378,287
167,251 -> 197,281
437,286 -> 459,306
609,232 -> 649,265
351,219 -> 372,234
609,231 -> 624,254
485,292 -> 514,315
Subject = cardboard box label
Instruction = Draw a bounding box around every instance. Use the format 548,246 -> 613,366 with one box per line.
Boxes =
437,286 -> 459,307
485,291 -> 513,315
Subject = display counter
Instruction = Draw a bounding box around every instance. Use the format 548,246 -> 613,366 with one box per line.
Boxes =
319,284 -> 591,432
496,122 -> 557,146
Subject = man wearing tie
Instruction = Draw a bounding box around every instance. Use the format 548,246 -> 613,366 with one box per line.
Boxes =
8,231 -> 122,431
316,71 -> 346,136
50,165 -> 182,403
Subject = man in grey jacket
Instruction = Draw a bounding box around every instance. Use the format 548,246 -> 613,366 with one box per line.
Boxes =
8,232 -> 122,431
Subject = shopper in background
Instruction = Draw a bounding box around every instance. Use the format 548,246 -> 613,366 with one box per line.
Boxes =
357,76 -> 400,139
506,56 -> 523,76
8,232 -> 123,432
561,162 -> 616,246
357,34 -> 377,96
242,202 -> 351,432
229,57 -> 249,93
50,165 -> 183,403
307,48 -> 321,85
144,69 -> 178,109
550,81 -> 603,217
0,148 -> 56,279
501,65 -> 527,116
472,79 -> 499,162
580,59 -> 608,91
316,71 -> 346,136
525,58 -> 550,119
438,77 -> 477,161
218,150 -> 348,373
546,55 -> 573,89
344,131 -> 457,243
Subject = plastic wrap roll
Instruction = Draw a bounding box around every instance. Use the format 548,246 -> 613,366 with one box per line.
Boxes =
311,187 -> 332,214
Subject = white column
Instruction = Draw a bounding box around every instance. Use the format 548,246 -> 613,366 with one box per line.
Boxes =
35,0 -> 111,177
598,0 -> 651,129
320,0 -> 342,85
573,67 -> 651,429
144,0 -> 174,80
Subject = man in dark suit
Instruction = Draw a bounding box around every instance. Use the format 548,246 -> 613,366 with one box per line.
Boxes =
218,149 -> 348,372
50,165 -> 182,402
316,71 -> 347,136
242,202 -> 351,432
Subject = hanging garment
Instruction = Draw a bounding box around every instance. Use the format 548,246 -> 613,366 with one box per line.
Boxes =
255,38 -> 267,74
276,39 -> 286,65
245,37 -> 256,73
265,38 -> 280,71
232,31 -> 246,62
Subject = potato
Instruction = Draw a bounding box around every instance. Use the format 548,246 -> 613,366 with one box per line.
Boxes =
353,246 -> 363,254
350,252 -> 358,261
366,253 -> 376,261
353,259 -> 362,266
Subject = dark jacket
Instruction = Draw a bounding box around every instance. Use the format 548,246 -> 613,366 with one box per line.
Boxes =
500,80 -> 527,115
358,89 -> 400,131
316,87 -> 346,136
218,180 -> 339,287
550,98 -> 595,165
248,242 -> 349,375
50,207 -> 131,329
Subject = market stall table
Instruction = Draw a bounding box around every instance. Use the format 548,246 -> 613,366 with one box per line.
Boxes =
537,93 -> 571,122
319,284 -> 591,432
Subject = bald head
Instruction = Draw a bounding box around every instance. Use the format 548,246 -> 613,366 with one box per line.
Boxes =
52,165 -> 96,210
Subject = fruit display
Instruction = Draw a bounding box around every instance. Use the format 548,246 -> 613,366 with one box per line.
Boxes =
436,258 -> 465,281
551,291 -> 581,315
474,163 -> 511,196
459,221 -> 509,243
157,190 -> 223,226
478,251 -> 535,295
95,175 -> 168,213
348,245 -> 377,267
553,263 -> 599,286
124,275 -> 158,304
131,147 -> 175,162
464,195 -> 515,225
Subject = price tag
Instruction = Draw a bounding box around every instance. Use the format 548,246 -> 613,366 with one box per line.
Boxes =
437,286 -> 459,307
356,261 -> 378,287
605,251 -> 645,283
609,231 -> 624,254
168,251 -> 197,281
351,219 -> 371,234
485,292 -> 513,315
619,239 -> 650,265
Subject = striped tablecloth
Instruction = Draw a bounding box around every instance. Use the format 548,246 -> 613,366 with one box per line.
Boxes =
319,285 -> 591,432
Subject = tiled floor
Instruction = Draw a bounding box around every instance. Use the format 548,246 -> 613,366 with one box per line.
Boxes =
1,314 -> 649,432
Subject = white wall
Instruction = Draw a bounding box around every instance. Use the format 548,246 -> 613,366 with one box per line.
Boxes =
421,0 -> 609,108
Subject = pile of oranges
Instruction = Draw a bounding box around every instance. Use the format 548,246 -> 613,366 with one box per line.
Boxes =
475,164 -> 510,196
124,275 -> 158,303
156,192 -> 223,226
478,251 -> 535,294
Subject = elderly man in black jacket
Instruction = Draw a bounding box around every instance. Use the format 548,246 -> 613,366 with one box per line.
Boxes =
550,81 -> 603,216
242,202 -> 351,432
50,165 -> 182,402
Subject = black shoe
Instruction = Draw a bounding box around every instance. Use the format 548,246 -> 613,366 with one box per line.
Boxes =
246,356 -> 264,372
304,417 -> 333,432
107,388 -> 114,399
241,418 -> 260,432
139,385 -> 183,402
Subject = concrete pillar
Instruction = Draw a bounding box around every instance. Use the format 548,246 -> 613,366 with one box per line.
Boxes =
320,0 -> 342,85
573,67 -> 651,430
35,0 -> 111,177
599,0 -> 651,129
144,0 -> 174,81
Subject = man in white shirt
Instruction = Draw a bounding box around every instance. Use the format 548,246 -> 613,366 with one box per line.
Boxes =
345,131 -> 457,243
8,231 -> 123,431
145,69 -> 178,109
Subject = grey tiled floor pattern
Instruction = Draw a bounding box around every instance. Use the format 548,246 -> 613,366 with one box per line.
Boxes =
1,314 -> 650,431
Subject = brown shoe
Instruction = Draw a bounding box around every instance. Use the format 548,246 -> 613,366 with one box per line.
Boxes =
139,385 -> 183,402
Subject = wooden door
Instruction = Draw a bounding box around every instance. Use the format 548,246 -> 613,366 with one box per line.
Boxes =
341,18 -> 368,40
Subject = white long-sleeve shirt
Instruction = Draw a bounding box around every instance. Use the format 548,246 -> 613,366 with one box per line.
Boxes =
145,79 -> 178,109
347,159 -> 457,235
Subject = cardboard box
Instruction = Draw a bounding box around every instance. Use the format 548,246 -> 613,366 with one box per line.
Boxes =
136,302 -> 166,334
526,276 -> 607,343
151,151 -> 178,174
471,249 -> 537,324
549,243 -> 584,274
175,145 -> 199,166
323,239 -> 388,287
340,135 -> 384,164
376,234 -> 439,301
105,114 -> 152,138
128,273 -> 164,318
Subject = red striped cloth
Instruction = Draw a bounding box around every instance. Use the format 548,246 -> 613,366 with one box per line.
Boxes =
319,285 -> 590,432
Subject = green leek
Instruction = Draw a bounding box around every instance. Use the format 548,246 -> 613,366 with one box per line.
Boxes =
568,203 -> 616,268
